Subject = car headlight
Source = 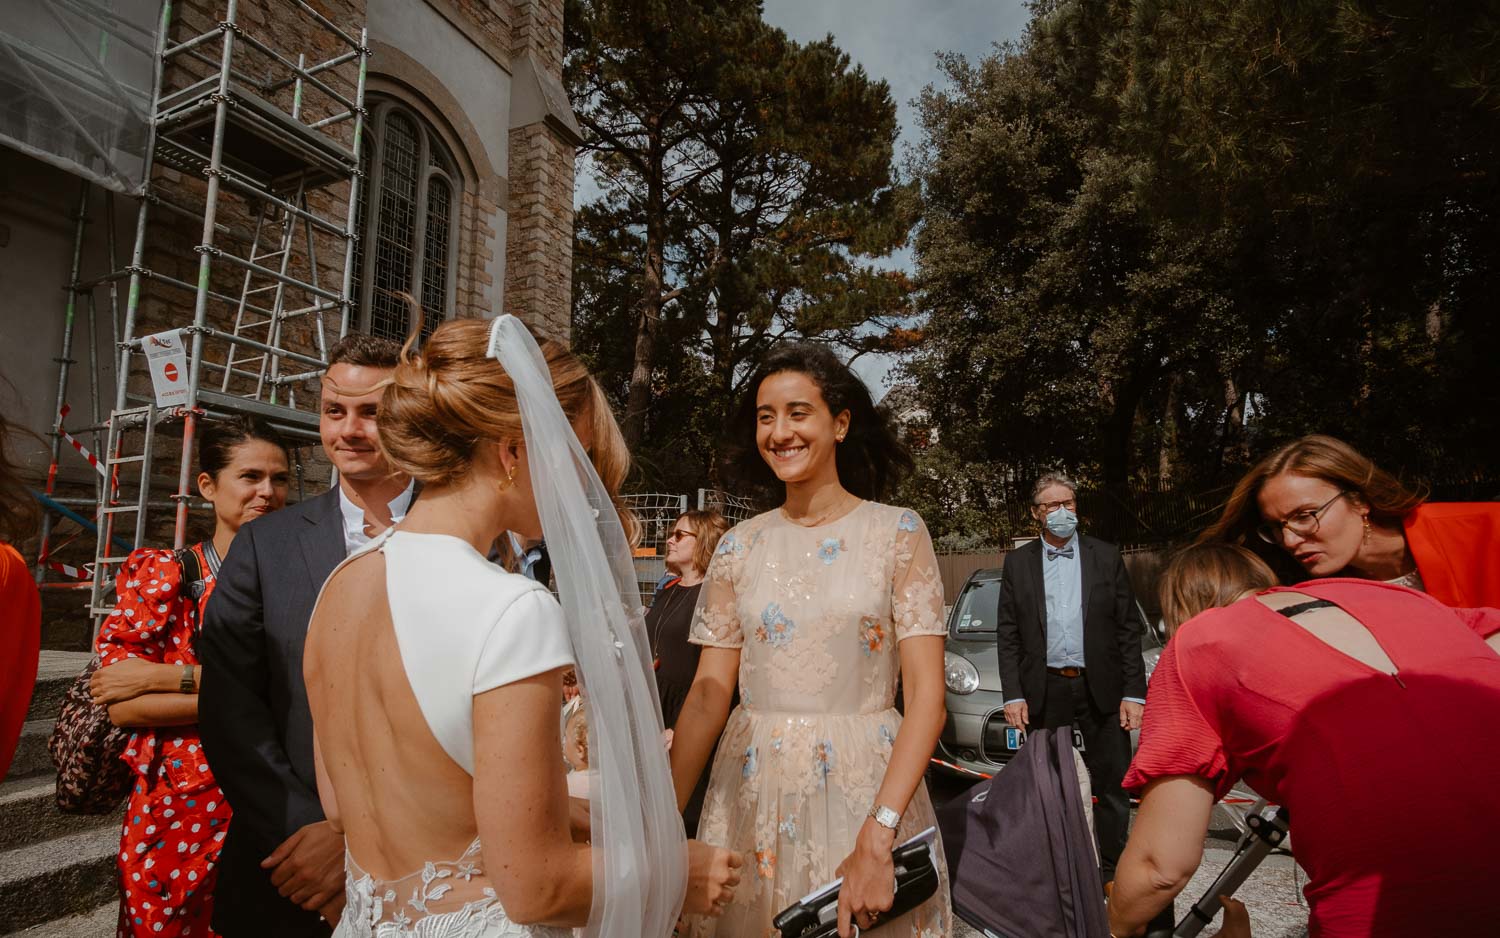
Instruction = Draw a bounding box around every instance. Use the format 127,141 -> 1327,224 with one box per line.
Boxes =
943,652 -> 980,695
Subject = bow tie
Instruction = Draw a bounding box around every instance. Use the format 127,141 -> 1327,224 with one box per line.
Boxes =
1046,545 -> 1075,560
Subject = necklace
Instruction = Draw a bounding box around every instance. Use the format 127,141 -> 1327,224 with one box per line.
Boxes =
783,494 -> 860,528
649,580 -> 697,667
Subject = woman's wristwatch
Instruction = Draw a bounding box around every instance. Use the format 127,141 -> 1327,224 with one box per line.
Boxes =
868,804 -> 901,830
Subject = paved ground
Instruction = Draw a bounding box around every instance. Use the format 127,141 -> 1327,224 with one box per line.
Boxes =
932,772 -> 1310,938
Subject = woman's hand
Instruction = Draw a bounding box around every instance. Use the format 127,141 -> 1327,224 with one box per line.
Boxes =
90,657 -> 172,705
835,819 -> 897,937
682,840 -> 742,917
1212,897 -> 1252,938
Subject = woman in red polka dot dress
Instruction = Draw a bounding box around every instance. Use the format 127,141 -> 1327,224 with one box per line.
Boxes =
91,417 -> 291,937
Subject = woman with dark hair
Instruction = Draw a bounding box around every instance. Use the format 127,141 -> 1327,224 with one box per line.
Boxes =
1200,434 -> 1500,606
91,415 -> 291,937
669,343 -> 951,937
0,408 -> 43,780
1108,542 -> 1500,938
650,508 -> 729,832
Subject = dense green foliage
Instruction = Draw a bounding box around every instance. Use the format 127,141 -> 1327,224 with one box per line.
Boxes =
903,0 -> 1500,545
565,0 -> 917,491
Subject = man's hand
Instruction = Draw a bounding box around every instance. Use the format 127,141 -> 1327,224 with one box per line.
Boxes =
1119,700 -> 1143,731
1002,700 -> 1028,730
262,820 -> 345,912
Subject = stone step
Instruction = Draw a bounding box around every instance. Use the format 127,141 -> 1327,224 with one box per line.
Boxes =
0,826 -> 119,933
25,651 -> 92,724
6,900 -> 116,937
7,722 -> 53,784
0,777 -> 118,853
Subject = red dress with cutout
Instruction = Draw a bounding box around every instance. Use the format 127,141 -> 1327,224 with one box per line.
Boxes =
97,545 -> 230,938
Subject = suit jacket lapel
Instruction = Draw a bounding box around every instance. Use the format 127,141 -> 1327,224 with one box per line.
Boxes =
1027,539 -> 1048,636
299,488 -> 347,595
1079,536 -> 1097,613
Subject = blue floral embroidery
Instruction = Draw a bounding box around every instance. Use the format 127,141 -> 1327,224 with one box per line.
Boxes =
742,746 -> 759,779
815,740 -> 836,785
715,532 -> 744,557
858,616 -> 886,657
897,510 -> 920,532
771,727 -> 784,752
779,815 -> 798,841
817,537 -> 844,565
879,725 -> 896,749
756,604 -> 796,647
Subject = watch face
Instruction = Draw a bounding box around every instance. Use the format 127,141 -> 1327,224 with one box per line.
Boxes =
874,806 -> 900,828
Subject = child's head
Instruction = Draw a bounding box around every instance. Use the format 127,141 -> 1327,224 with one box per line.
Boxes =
563,697 -> 589,771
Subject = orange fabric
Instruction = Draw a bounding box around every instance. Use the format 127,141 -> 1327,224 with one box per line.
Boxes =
1403,502 -> 1500,608
0,542 -> 41,779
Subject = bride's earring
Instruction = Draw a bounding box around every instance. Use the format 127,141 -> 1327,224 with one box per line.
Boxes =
497,465 -> 517,494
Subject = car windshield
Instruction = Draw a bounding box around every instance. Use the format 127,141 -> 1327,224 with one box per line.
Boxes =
950,578 -> 1001,635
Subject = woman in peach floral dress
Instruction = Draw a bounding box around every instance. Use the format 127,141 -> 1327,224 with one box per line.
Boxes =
670,344 -> 952,938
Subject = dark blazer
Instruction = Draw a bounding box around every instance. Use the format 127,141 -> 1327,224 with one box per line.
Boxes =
994,535 -> 1147,716
198,488 -> 345,937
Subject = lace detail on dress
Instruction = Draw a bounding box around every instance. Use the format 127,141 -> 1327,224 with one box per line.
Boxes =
334,839 -> 572,938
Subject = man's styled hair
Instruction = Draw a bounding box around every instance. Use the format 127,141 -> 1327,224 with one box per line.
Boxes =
1031,470 -> 1078,504
327,333 -> 402,369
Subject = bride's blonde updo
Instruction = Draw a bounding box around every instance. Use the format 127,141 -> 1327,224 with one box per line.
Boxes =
378,316 -> 634,530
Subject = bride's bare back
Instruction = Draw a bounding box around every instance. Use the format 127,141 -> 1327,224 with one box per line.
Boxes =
306,550 -> 480,874
303,530 -> 587,935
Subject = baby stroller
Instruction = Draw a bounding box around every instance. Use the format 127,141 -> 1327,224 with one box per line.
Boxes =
937,728 -> 1110,938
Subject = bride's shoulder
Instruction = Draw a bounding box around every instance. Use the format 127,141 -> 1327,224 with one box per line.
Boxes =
387,530 -> 552,609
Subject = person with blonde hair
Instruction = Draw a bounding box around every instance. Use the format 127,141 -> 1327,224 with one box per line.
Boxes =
303,315 -> 739,938
1108,541 -> 1500,937
1201,434 -> 1500,606
648,508 -> 729,832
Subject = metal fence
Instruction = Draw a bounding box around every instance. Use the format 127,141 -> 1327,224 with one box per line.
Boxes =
622,489 -> 761,602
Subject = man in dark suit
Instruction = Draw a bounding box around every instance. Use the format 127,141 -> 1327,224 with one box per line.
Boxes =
198,334 -> 413,935
995,470 -> 1147,886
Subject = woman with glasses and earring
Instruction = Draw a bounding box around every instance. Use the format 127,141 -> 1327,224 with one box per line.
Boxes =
648,509 -> 729,831
1200,434 -> 1500,607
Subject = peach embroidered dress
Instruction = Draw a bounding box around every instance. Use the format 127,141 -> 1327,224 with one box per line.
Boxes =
687,501 -> 952,937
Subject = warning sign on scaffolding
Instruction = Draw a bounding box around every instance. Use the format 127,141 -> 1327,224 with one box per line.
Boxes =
143,330 -> 191,407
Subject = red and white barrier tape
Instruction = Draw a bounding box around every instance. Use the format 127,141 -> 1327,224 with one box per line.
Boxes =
47,559 -> 95,581
56,405 -> 109,481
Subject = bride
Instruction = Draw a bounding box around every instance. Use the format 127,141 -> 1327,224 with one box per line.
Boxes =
304,315 -> 740,937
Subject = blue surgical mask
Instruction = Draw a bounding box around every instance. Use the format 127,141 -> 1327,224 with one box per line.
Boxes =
1044,507 -> 1078,539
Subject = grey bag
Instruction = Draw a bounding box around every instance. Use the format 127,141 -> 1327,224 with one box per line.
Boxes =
937,728 -> 1110,938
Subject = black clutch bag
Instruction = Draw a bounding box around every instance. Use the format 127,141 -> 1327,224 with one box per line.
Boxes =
773,828 -> 940,938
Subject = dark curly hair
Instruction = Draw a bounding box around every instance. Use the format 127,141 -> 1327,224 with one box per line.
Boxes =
725,343 -> 913,502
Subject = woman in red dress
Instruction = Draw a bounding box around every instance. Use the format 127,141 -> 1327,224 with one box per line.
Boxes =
1200,434 -> 1500,607
90,416 -> 291,938
1109,543 -> 1500,938
0,408 -> 42,780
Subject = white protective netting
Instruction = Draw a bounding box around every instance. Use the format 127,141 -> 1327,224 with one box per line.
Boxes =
0,0 -> 162,193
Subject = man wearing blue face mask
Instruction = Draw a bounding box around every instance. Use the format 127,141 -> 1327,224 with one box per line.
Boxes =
994,470 -> 1147,889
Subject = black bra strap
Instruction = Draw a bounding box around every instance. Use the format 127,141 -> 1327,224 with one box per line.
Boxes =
1276,599 -> 1338,619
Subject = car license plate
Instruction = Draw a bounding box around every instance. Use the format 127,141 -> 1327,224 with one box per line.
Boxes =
1005,727 -> 1024,750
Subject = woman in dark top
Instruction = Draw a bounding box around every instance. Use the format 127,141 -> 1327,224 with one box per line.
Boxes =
649,508 -> 728,831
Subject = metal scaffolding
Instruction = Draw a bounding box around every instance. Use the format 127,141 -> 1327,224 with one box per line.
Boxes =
28,0 -> 370,629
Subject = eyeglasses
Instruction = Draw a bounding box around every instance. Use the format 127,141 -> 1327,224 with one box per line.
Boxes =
1256,491 -> 1347,544
1034,499 -> 1076,513
666,529 -> 697,542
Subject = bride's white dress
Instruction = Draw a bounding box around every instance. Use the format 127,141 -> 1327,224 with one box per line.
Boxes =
325,529 -> 576,938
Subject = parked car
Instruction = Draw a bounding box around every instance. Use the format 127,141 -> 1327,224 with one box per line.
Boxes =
933,567 -> 1166,778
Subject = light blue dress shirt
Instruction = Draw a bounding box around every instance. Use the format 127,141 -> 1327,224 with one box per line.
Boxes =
1043,533 -> 1085,669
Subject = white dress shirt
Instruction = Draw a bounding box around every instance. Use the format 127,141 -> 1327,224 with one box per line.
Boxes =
337,479 -> 415,555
